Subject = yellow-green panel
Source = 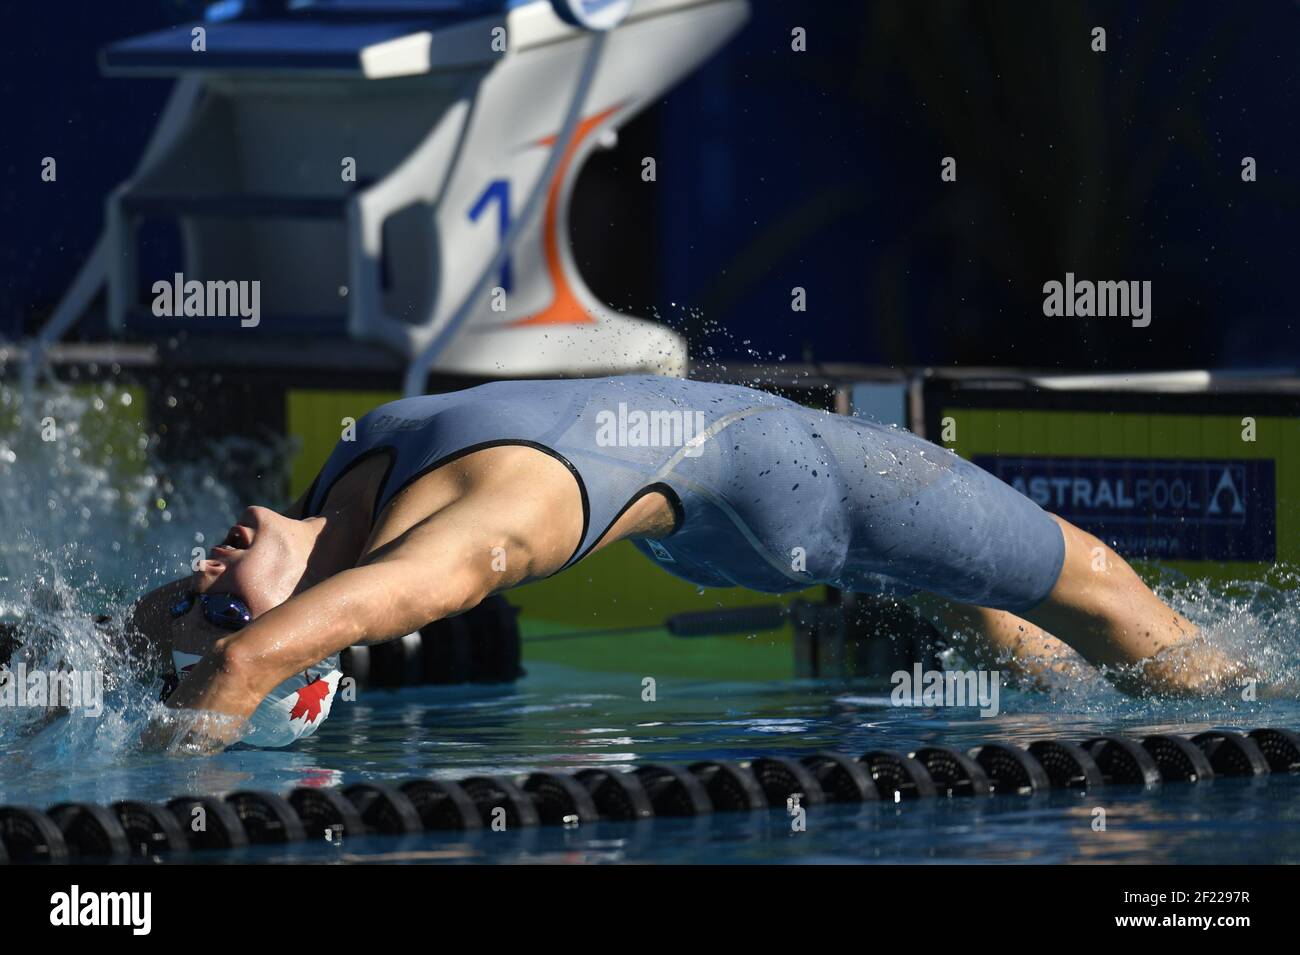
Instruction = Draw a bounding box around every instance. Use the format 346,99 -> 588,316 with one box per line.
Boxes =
1201,417 -> 1226,459
510,539 -> 810,630
520,620 -> 794,680
1122,414 -> 1148,458
286,389 -> 398,498
1093,412 -> 1125,455
1044,412 -> 1071,455
0,384 -> 151,479
1280,416 -> 1298,557
1021,411 -> 1050,459
1071,411 -> 1101,456
76,384 -> 149,477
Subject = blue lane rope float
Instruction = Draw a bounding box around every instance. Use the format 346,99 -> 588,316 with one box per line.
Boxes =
2,727 -> 1298,862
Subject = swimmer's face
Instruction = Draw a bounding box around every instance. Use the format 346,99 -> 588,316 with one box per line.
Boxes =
191,506 -> 309,622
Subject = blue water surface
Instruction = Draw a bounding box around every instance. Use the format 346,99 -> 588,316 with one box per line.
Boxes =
4,661 -> 1300,864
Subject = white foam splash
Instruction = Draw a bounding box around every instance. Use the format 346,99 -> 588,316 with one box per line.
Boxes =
0,376 -> 284,763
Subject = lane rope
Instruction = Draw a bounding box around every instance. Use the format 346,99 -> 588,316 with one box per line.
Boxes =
2,727 -> 1296,862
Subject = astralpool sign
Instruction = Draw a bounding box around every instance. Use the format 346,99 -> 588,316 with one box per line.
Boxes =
972,456 -> 1276,561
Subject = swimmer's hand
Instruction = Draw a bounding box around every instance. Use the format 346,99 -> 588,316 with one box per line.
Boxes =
142,644 -> 263,754
141,705 -> 251,756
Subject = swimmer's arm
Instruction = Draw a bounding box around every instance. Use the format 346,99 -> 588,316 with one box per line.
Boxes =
162,505 -> 518,720
162,568 -> 490,721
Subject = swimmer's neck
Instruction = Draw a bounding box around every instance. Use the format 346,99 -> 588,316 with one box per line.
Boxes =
291,450 -> 394,590
294,508 -> 371,593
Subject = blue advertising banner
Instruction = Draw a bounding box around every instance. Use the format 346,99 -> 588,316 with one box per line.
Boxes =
972,456 -> 1277,561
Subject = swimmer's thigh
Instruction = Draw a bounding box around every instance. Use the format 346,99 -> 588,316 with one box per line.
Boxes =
849,452 -> 1066,614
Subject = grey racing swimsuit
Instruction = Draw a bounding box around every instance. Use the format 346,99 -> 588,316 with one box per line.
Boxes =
305,375 -> 1065,611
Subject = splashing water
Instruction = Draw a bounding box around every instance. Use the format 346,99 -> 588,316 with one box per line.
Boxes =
0,375 -> 285,768
932,561 -> 1300,731
1145,566 -> 1300,707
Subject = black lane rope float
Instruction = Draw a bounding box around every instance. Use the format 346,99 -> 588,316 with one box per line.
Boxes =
3,727 -> 1298,863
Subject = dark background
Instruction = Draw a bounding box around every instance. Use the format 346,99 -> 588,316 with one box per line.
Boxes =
2,0 -> 1298,370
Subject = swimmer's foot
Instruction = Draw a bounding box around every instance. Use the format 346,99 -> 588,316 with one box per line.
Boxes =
1112,639 -> 1249,698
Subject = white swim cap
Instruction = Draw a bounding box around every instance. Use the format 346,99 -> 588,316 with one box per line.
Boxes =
170,651 -> 342,749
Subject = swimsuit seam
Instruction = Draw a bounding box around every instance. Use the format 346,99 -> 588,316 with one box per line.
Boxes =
562,480 -> 684,571
309,445 -> 398,523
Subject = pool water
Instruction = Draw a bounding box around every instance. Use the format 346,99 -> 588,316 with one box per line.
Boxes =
3,378 -> 1300,864
5,657 -> 1300,864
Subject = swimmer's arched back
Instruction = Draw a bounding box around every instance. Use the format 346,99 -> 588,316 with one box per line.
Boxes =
132,375 -> 1240,752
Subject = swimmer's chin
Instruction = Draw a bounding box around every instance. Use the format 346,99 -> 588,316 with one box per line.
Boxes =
141,705 -> 250,756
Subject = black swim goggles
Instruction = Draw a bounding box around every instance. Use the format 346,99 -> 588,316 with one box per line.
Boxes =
169,591 -> 253,632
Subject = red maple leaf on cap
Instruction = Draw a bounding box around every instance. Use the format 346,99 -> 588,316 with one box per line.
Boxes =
289,676 -> 332,724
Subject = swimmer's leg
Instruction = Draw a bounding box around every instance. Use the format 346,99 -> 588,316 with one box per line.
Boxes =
914,516 -> 1238,696
909,592 -> 1091,688
1016,515 -> 1239,695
